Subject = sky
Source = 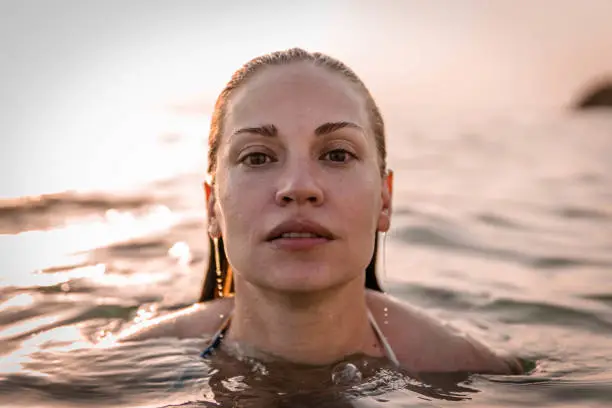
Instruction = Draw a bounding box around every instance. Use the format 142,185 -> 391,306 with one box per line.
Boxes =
1,0 -> 611,197
347,0 -> 612,110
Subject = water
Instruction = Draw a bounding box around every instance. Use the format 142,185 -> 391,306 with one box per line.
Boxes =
1,109 -> 611,407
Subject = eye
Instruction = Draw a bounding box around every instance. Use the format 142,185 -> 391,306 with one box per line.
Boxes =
240,152 -> 274,167
322,149 -> 355,163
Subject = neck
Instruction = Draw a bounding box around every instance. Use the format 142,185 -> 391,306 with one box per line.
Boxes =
226,278 -> 383,365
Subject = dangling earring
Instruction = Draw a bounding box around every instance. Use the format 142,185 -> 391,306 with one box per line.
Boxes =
213,237 -> 223,298
223,266 -> 233,298
381,231 -> 388,285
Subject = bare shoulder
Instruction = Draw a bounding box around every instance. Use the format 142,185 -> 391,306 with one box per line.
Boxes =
366,290 -> 523,374
117,298 -> 234,342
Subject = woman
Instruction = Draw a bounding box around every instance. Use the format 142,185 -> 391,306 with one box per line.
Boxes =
119,48 -> 523,375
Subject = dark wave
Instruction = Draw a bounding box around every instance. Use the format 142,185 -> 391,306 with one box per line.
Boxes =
0,191 -> 156,234
0,192 -> 154,214
486,298 -> 612,334
474,212 -> 528,230
394,225 -> 612,270
580,293 -> 612,308
389,282 -> 480,311
105,239 -> 171,259
0,302 -> 138,343
553,206 -> 610,220
391,282 -> 612,334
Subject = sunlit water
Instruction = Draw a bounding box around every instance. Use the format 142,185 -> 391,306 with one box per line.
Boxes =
0,110 -> 611,407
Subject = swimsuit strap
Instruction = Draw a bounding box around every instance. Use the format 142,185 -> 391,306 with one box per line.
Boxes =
200,308 -> 400,367
367,308 -> 400,367
200,311 -> 232,358
173,312 -> 233,389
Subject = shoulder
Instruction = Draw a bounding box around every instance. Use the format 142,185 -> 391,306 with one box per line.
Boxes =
366,290 -> 523,374
116,297 -> 234,342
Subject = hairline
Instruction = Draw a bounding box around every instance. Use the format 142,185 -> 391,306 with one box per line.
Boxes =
210,60 -> 384,182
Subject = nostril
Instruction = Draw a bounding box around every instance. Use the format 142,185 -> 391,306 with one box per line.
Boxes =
276,189 -> 323,206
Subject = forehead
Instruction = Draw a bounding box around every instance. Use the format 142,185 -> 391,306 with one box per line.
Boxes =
225,63 -> 368,132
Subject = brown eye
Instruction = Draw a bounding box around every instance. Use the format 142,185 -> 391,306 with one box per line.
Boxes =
323,149 -> 354,163
242,152 -> 272,167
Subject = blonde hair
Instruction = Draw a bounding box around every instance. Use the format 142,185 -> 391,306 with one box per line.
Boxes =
206,47 -> 387,182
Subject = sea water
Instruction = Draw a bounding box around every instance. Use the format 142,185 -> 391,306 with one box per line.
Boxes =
1,109 -> 611,407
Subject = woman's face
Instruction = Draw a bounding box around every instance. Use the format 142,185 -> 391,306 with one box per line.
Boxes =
208,62 -> 391,293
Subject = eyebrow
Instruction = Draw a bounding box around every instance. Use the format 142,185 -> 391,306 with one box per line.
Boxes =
231,121 -> 363,139
232,124 -> 278,138
315,121 -> 363,136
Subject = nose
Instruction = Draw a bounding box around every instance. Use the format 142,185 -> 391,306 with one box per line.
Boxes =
275,160 -> 324,207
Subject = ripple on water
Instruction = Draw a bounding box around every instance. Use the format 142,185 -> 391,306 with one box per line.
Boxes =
580,293 -> 612,308
0,338 -> 487,407
388,282 -> 612,336
484,298 -> 612,334
0,191 -> 156,234
394,224 -> 612,270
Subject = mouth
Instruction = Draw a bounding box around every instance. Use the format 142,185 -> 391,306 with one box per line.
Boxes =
273,232 -> 327,239
266,219 -> 335,245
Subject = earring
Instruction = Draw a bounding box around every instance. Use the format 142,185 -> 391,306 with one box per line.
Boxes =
213,237 -> 223,298
381,231 -> 388,284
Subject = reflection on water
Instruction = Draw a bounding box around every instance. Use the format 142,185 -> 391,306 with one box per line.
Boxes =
0,111 -> 611,407
0,336 -> 490,407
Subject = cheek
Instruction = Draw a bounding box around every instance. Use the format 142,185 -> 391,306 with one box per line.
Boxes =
216,172 -> 268,235
332,173 -> 382,221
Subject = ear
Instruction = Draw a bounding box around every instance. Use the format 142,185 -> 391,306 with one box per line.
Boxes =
377,169 -> 393,233
204,180 -> 221,238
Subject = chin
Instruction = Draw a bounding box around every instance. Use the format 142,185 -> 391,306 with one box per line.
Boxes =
261,264 -> 353,294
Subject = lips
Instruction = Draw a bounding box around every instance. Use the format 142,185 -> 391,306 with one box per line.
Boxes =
266,219 -> 335,241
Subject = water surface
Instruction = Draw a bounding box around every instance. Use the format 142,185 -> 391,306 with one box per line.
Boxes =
1,110 -> 611,407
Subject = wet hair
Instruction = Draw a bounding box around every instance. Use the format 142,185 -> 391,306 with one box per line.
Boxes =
200,48 -> 386,302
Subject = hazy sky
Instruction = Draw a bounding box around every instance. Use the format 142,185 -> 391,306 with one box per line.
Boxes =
1,0 -> 611,196
2,0 -> 611,112
348,0 -> 612,111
